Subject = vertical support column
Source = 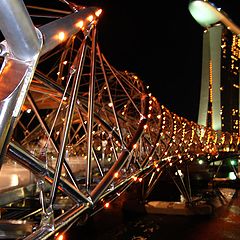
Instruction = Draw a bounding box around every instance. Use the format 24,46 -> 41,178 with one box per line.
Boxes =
210,25 -> 222,131
198,30 -> 210,127
198,25 -> 222,131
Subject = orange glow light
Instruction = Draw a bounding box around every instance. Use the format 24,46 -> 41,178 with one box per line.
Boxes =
95,9 -> 102,17
87,15 -> 94,22
132,176 -> 137,181
76,20 -> 84,29
58,32 -> 65,41
56,234 -> 64,240
104,202 -> 110,208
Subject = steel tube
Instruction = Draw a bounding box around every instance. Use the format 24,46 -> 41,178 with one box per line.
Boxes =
39,7 -> 99,57
0,0 -> 41,61
86,25 -> 97,190
48,38 -> 87,206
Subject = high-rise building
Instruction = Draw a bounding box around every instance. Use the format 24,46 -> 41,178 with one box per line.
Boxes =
198,24 -> 240,136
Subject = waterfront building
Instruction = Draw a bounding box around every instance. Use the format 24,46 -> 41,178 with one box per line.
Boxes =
198,24 -> 240,137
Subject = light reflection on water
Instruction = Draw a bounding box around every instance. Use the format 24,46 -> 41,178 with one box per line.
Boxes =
65,189 -> 240,240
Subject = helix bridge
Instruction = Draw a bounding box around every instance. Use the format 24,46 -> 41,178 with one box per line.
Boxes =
0,1 -> 239,239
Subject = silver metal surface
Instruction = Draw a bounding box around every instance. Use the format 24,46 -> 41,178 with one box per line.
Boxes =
0,0 -> 41,61
39,7 -> 99,56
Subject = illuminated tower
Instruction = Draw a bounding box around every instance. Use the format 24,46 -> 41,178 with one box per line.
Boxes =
198,24 -> 240,136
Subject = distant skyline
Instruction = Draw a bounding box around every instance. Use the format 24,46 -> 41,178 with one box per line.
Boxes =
81,0 -> 240,122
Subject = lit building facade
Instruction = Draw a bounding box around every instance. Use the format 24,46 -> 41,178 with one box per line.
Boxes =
198,24 -> 240,136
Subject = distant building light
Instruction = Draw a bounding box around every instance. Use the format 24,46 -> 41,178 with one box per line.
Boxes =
229,171 -> 237,180
198,159 -> 204,165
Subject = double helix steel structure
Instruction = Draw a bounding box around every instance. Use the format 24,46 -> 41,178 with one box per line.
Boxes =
0,1 -> 239,239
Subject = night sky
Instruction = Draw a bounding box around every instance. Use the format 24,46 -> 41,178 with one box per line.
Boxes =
76,0 -> 239,123
23,1 -> 239,122
96,1 -> 203,122
79,1 -> 201,122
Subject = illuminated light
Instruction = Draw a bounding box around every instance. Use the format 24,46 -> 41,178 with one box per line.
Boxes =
56,234 -> 64,240
156,168 -> 160,172
63,97 -> 67,101
229,172 -> 237,180
189,1 -> 221,27
157,115 -> 161,119
76,20 -> 84,28
26,108 -> 31,114
144,124 -> 148,130
63,61 -> 67,65
198,159 -> 204,165
138,178 -> 143,182
133,143 -> 137,149
95,9 -> 102,17
156,143 -> 160,147
104,202 -> 110,208
132,176 -> 137,181
230,160 -> 236,166
108,102 -> 113,107
58,32 -> 65,41
114,172 -> 119,178
97,146 -> 101,151
87,15 -> 94,22
57,72 -> 60,75
147,114 -> 151,118
61,77 -> 64,80
10,174 -> 19,187
149,156 -> 152,160
175,170 -> 183,177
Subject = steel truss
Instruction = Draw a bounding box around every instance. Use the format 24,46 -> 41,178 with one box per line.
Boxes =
0,0 -> 239,239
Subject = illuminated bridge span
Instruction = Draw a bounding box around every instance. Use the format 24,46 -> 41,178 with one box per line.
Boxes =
0,1 -> 239,239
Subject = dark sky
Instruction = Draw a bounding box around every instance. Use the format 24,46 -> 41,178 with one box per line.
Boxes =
29,0 -> 239,122
95,1 -> 204,122
79,0 -> 238,123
